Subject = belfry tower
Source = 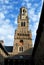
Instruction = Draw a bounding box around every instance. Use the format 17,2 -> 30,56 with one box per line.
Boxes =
13,7 -> 32,55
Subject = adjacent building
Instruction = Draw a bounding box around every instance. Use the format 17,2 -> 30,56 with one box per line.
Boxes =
0,40 -> 9,65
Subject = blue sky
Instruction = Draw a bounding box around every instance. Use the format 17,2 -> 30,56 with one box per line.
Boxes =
0,0 -> 43,47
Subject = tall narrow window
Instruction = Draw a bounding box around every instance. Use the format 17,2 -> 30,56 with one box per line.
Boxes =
21,22 -> 25,26
24,22 -> 25,26
18,46 -> 23,52
19,47 -> 23,52
21,22 -> 23,26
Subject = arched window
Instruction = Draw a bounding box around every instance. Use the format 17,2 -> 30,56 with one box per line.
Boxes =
20,40 -> 23,45
18,46 -> 23,52
21,22 -> 25,26
19,47 -> 23,52
21,22 -> 23,26
23,9 -> 25,13
24,22 -> 25,26
20,40 -> 23,43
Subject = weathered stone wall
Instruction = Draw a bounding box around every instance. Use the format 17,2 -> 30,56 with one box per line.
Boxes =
13,7 -> 32,55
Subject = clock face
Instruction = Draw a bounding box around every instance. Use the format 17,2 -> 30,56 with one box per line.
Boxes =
22,16 -> 25,19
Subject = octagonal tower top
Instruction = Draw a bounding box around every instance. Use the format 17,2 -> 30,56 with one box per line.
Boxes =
20,7 -> 28,16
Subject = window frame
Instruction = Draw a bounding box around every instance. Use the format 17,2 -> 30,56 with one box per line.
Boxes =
21,22 -> 25,26
18,46 -> 23,52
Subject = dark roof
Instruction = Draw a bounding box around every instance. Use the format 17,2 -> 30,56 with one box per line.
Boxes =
15,48 -> 33,55
32,2 -> 44,57
4,46 -> 13,52
7,55 -> 32,60
0,44 -> 9,55
5,48 -> 33,60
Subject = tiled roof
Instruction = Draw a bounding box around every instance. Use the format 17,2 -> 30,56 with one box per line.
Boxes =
7,55 -> 32,60
4,46 -> 13,52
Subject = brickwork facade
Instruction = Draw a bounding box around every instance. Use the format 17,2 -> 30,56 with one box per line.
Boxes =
13,7 -> 32,55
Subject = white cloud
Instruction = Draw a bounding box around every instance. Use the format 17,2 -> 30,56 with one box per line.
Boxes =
6,5 -> 13,9
0,12 -> 10,25
8,35 -> 13,39
15,7 -> 19,11
22,2 -> 26,6
0,12 -> 14,46
34,3 -> 39,7
0,36 -> 5,40
22,0 -> 31,9
31,22 -> 39,47
5,0 -> 9,4
0,0 -> 9,4
32,39 -> 35,47
14,18 -> 17,24
0,0 -> 43,46
0,12 -> 5,25
0,12 -> 5,19
2,5 -> 13,11
23,0 -> 29,3
26,3 -> 31,9
13,1 -> 18,4
28,5 -> 42,46
29,8 -> 36,21
28,6 -> 41,23
0,22 -> 14,46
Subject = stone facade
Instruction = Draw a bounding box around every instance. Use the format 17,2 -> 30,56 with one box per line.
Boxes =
13,7 -> 32,55
0,7 -> 32,65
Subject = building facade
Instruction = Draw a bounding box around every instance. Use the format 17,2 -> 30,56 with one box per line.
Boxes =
13,7 -> 32,55
0,7 -> 32,65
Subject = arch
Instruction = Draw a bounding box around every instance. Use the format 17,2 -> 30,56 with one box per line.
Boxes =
20,40 -> 23,43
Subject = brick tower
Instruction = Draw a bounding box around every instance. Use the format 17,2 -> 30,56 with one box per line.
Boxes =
13,7 -> 32,55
